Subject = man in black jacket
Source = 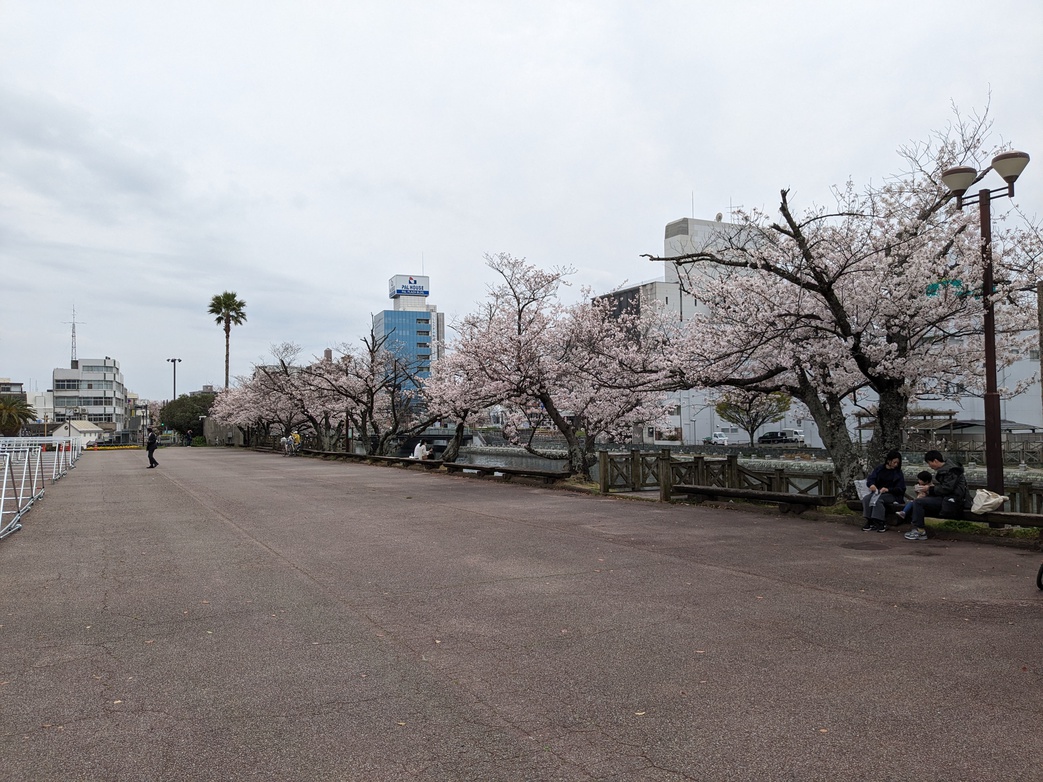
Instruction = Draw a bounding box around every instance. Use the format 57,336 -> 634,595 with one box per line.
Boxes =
904,450 -> 968,541
146,428 -> 159,468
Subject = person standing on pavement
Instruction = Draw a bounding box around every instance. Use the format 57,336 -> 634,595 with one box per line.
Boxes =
860,449 -> 906,532
146,427 -> 159,468
904,450 -> 969,541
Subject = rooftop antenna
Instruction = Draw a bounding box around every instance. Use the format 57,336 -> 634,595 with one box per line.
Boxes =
63,306 -> 84,367
728,198 -> 744,220
421,252 -> 425,275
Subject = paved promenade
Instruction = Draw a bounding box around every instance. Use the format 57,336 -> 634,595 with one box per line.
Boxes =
2,447 -> 1041,781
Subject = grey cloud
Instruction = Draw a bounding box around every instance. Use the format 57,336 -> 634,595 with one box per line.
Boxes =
0,86 -> 184,221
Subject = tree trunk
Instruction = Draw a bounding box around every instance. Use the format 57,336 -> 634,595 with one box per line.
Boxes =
793,381 -> 863,497
871,383 -> 909,466
441,422 -> 467,463
224,321 -> 231,389
539,393 -> 584,478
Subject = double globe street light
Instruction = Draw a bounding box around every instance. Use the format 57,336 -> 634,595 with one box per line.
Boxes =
167,357 -> 182,401
941,150 -> 1031,496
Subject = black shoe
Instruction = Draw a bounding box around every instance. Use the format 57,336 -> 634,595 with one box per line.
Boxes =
861,522 -> 873,531
873,525 -> 887,533
147,465 -> 155,468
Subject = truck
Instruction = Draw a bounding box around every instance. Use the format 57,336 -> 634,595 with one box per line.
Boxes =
703,432 -> 729,446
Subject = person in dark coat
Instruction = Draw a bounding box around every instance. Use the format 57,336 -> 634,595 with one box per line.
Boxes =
146,428 -> 159,468
861,450 -> 906,532
904,450 -> 969,541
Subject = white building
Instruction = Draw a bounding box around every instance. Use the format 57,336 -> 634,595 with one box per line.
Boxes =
51,357 -> 133,441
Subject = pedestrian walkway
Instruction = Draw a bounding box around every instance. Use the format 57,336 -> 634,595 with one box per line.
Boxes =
2,448 -> 1041,781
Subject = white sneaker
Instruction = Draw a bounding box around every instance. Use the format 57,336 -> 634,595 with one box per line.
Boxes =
895,510 -> 906,520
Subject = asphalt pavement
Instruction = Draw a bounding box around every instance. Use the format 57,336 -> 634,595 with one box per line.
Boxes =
1,447 -> 1041,781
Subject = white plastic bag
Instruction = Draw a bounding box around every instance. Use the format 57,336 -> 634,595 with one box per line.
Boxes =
855,480 -> 870,500
970,489 -> 1007,514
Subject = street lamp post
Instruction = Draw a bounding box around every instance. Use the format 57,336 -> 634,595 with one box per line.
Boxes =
167,358 -> 182,400
941,150 -> 1031,496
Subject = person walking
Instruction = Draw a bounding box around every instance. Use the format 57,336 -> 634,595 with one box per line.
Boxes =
146,427 -> 159,468
860,449 -> 906,532
904,450 -> 969,541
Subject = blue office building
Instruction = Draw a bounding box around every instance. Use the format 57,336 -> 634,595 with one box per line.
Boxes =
372,274 -> 444,381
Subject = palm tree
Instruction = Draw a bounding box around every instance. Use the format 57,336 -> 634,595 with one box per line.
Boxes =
0,395 -> 37,437
208,291 -> 247,389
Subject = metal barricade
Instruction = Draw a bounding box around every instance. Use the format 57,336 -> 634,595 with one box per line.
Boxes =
0,436 -> 82,482
1,447 -> 46,540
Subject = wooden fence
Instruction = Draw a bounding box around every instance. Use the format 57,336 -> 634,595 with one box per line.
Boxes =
598,451 -> 837,502
597,449 -> 1043,515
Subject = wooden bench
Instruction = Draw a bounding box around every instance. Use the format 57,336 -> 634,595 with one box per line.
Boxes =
302,449 -> 366,461
443,463 -> 570,484
361,455 -> 444,469
301,450 -> 443,469
844,499 -> 1043,529
675,484 -> 837,514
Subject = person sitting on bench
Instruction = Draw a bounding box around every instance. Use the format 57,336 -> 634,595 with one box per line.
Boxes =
904,450 -> 969,541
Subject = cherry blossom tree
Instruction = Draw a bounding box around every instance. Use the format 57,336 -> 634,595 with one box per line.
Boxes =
209,374 -> 303,447
423,349 -> 502,462
446,253 -> 669,477
253,343 -> 345,451
301,331 -> 437,455
645,107 -> 1041,491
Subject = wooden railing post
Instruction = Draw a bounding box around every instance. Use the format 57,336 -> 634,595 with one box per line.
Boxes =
1017,481 -> 1032,513
630,449 -> 641,491
691,455 -> 702,485
822,471 -> 836,497
598,450 -> 609,494
659,448 -> 673,502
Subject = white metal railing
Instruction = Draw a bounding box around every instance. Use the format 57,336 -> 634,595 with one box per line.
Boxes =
0,437 -> 83,482
1,447 -> 46,540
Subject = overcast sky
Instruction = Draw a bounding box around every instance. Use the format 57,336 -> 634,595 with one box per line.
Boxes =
2,1 -> 1041,402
